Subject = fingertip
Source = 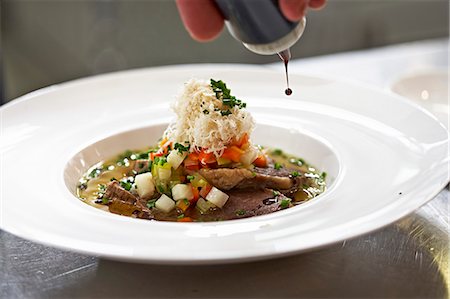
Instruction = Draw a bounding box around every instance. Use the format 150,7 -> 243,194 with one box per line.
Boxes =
308,0 -> 326,9
279,0 -> 307,22
176,0 -> 224,42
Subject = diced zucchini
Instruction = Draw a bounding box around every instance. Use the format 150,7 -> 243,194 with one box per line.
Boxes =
167,149 -> 187,170
217,157 -> 231,165
190,174 -> 208,188
158,167 -> 172,181
134,172 -> 155,199
155,194 -> 175,213
196,197 -> 216,214
172,184 -> 194,201
240,146 -> 258,166
205,187 -> 229,208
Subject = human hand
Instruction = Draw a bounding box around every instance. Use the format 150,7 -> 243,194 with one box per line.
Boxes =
176,0 -> 326,42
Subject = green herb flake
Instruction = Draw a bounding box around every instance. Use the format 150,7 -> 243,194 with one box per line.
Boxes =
154,156 -> 167,166
210,79 -> 247,111
272,149 -> 283,156
321,172 -> 327,180
291,171 -> 300,177
146,199 -> 157,209
183,198 -> 190,205
187,175 -> 195,181
220,110 -> 232,116
157,184 -> 165,194
98,184 -> 106,192
119,181 -> 132,191
280,199 -> 291,209
88,168 -> 102,178
251,171 -> 257,177
177,214 -> 185,219
272,190 -> 281,197
101,197 -> 110,205
274,163 -> 283,170
236,209 -> 246,216
174,143 -> 190,153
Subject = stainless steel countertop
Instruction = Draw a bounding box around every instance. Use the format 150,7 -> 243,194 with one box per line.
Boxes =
1,39 -> 448,298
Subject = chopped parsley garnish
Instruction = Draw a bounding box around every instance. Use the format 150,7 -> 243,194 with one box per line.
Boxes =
272,190 -> 281,197
320,172 -> 327,180
119,181 -> 132,191
174,143 -> 190,153
101,197 -> 110,205
280,199 -> 291,209
291,171 -> 300,177
236,209 -> 246,216
187,175 -> 195,181
274,163 -> 283,170
157,184 -> 165,194
177,214 -> 185,219
88,167 -> 102,178
210,79 -> 247,114
272,149 -> 283,156
110,177 -> 117,182
154,156 -> 167,166
78,182 -> 87,190
183,198 -> 190,205
98,184 -> 106,192
251,171 -> 257,177
146,199 -> 157,209
220,110 -> 232,116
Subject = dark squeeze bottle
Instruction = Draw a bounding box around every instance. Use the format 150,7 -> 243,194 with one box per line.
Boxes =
214,0 -> 306,95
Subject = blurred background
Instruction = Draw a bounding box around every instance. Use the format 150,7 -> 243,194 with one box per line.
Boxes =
0,0 -> 448,103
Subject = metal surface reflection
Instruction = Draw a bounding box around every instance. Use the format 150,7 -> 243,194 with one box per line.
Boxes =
1,188 -> 448,298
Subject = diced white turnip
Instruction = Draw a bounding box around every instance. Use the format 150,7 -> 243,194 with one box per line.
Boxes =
205,187 -> 229,208
155,194 -> 175,213
171,184 -> 194,201
134,172 -> 155,199
167,149 -> 187,170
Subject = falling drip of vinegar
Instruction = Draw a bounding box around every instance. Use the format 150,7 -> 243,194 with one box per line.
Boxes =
278,49 -> 292,96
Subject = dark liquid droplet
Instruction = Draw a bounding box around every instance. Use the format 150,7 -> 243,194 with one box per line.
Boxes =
278,49 -> 292,96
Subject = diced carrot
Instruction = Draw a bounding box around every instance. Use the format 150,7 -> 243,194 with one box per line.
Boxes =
150,152 -> 164,161
184,155 -> 199,168
158,138 -> 166,146
199,184 -> 212,198
198,150 -> 216,165
176,199 -> 190,212
188,152 -> 199,161
185,164 -> 199,171
190,185 -> 200,203
221,145 -> 244,162
236,133 -> 249,148
253,154 -> 268,167
177,217 -> 193,222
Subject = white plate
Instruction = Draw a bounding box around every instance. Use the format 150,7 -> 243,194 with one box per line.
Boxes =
1,64 -> 448,264
391,69 -> 449,129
